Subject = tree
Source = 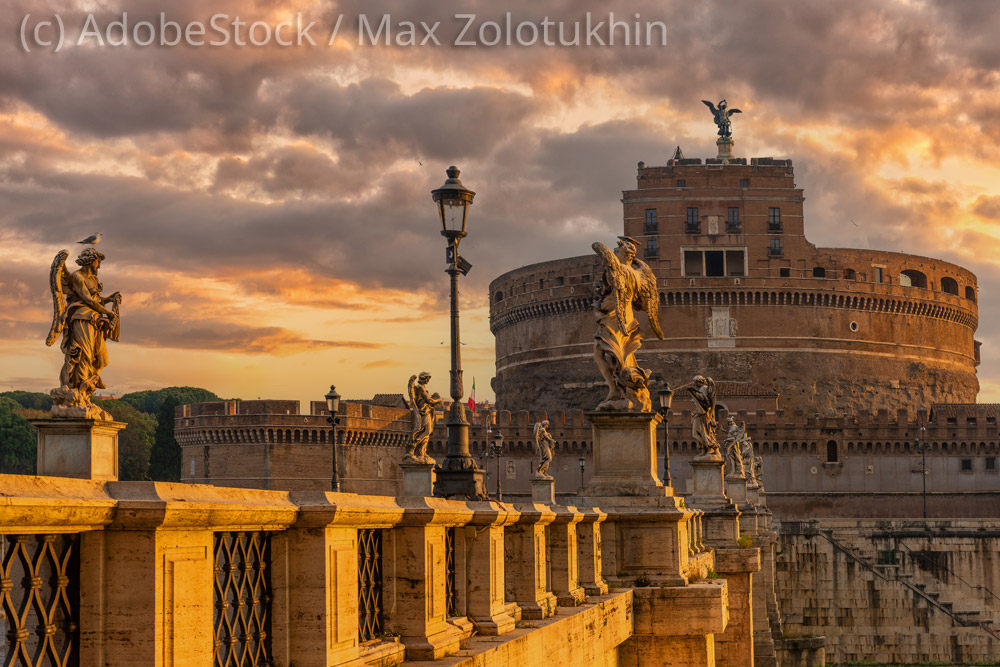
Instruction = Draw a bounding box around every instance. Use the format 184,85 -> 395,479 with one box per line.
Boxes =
94,399 -> 156,481
0,390 -> 53,411
0,397 -> 37,474
148,396 -> 182,482
119,387 -> 220,415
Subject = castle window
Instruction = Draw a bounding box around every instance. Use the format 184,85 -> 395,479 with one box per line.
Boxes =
844,268 -> 856,280
966,285 -> 976,302
645,238 -> 659,259
986,457 -> 997,472
684,251 -> 703,276
686,207 -> 700,232
582,274 -> 590,283
874,267 -> 885,283
677,179 -> 686,188
779,268 -> 790,278
682,248 -> 745,277
768,208 -> 782,232
812,267 -> 826,278
826,440 -> 838,463
769,238 -> 783,256
494,291 -> 503,302
706,251 -> 724,276
740,178 -> 749,188
726,250 -> 746,277
960,458 -> 973,472
727,207 -> 740,232
645,209 -> 658,233
539,279 -> 545,289
555,277 -> 564,287
941,276 -> 959,296
900,269 -> 927,288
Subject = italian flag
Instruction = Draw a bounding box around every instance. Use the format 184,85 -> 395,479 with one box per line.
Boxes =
467,378 -> 476,412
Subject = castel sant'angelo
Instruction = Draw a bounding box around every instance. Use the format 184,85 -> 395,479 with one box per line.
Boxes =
489,144 -> 980,417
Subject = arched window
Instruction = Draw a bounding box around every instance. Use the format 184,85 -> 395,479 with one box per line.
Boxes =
844,268 -> 856,280
812,267 -> 826,278
900,270 -> 927,288
965,285 -> 976,302
941,276 -> 959,295
826,440 -> 839,463
494,291 -> 503,302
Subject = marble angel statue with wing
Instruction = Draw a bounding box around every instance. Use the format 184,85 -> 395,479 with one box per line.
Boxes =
591,236 -> 664,412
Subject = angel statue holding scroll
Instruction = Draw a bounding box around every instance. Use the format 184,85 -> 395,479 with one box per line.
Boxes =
46,247 -> 121,421
688,375 -> 721,460
592,236 -> 664,412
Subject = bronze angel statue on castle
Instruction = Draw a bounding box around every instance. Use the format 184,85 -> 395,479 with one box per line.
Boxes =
592,236 -> 663,412
46,246 -> 121,421
702,99 -> 742,138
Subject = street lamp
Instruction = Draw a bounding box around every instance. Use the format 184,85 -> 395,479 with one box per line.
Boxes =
489,430 -> 504,501
658,382 -> 674,487
914,423 -> 927,518
325,385 -> 341,492
578,454 -> 586,488
431,166 -> 486,499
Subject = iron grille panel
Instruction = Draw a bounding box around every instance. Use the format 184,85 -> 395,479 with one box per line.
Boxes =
445,528 -> 457,617
0,533 -> 80,667
357,529 -> 383,642
213,532 -> 272,667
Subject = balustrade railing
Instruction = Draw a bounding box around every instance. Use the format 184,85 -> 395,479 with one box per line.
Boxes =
0,533 -> 80,667
213,531 -> 272,667
445,527 -> 458,617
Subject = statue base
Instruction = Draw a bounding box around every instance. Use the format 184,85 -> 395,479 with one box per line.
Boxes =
690,459 -> 727,504
581,412 -> 666,496
30,417 -> 125,481
725,475 -> 749,504
400,462 -> 436,497
717,136 -> 734,160
530,476 -> 555,504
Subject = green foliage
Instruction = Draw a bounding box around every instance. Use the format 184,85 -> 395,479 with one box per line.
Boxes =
0,397 -> 37,474
706,567 -> 720,579
633,574 -> 651,587
95,399 -> 156,481
148,396 -> 182,482
737,533 -> 753,549
0,390 -> 53,411
118,386 -> 220,415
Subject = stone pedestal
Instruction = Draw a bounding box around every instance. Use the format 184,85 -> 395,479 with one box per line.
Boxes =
747,484 -> 761,505
466,512 -> 517,636
530,476 -> 555,504
31,418 -> 125,481
690,458 -> 726,503
577,509 -> 610,596
582,412 -> 665,496
549,506 -> 586,606
400,462 -> 436,497
713,548 -> 761,667
505,504 -> 557,619
717,136 -> 734,160
725,476 -> 748,504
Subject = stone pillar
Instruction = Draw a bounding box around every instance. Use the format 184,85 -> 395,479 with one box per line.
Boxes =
31,418 -> 125,481
505,504 -> 557,619
577,508 -> 609,595
400,461 -> 435,497
689,458 -> 741,546
717,136 -> 734,160
548,505 -> 586,606
465,502 -> 518,636
713,548 -> 761,667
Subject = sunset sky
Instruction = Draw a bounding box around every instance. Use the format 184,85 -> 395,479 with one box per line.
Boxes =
2,0 -> 1000,410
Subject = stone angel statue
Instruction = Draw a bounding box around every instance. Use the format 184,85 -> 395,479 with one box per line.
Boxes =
702,99 -> 742,138
46,247 -> 121,421
592,236 -> 664,412
533,420 -> 555,479
404,372 -> 442,464
742,434 -> 757,487
723,417 -> 746,478
688,375 -> 721,460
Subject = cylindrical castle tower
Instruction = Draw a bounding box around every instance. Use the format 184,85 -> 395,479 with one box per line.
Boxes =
490,155 -> 980,415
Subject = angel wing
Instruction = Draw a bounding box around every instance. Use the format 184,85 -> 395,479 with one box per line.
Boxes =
728,108 -> 742,116
533,422 -> 543,454
633,258 -> 664,340
706,377 -> 717,405
45,250 -> 70,347
592,242 -> 629,334
701,99 -> 718,114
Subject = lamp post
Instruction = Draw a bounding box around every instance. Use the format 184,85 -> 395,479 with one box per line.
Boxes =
658,382 -> 674,487
431,166 -> 486,499
914,423 -> 927,518
325,385 -> 341,492
578,454 -> 586,488
490,430 -> 504,501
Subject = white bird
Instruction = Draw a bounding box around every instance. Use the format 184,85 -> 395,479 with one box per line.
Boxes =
77,233 -> 102,245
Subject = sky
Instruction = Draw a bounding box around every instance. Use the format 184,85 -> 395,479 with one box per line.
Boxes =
2,0 -> 1000,410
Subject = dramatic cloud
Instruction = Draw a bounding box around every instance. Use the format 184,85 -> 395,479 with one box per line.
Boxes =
1,0 -> 999,405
